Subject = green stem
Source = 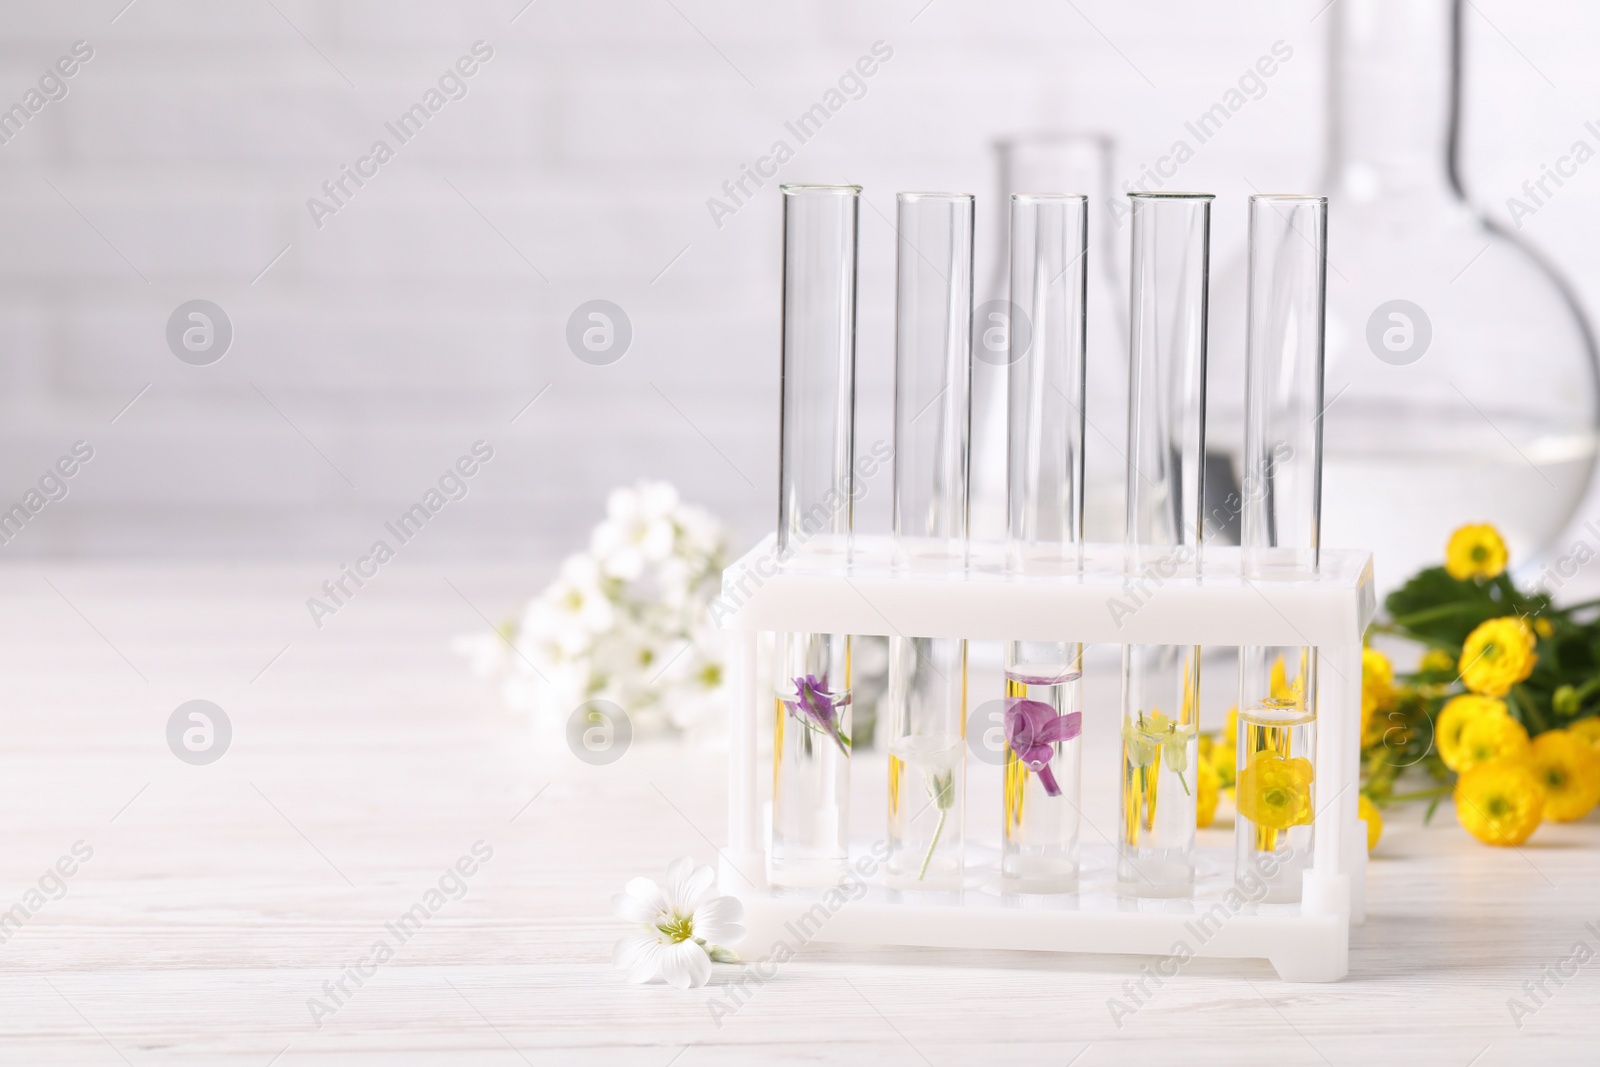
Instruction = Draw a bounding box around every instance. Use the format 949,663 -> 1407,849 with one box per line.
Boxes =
1389,603 -> 1491,626
1511,684 -> 1550,734
1387,785 -> 1453,802
918,807 -> 947,881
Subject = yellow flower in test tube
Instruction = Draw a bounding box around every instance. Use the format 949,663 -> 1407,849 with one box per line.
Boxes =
1236,753 -> 1314,831
1527,730 -> 1600,822
1458,617 -> 1538,698
1444,523 -> 1508,581
1454,758 -> 1544,846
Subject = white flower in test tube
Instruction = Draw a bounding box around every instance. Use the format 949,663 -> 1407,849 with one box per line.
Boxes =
592,482 -> 679,580
613,857 -> 743,987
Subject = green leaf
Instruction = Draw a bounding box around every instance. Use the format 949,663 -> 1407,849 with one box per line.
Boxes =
1383,566 -> 1502,646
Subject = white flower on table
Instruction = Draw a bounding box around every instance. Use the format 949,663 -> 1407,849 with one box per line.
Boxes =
613,857 -> 744,988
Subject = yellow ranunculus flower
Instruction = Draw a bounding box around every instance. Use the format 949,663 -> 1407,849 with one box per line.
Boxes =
1459,617 -> 1538,698
1454,758 -> 1544,846
1196,757 -> 1221,828
1570,717 -> 1600,752
1452,710 -> 1531,774
1445,523 -> 1508,581
1528,730 -> 1600,822
1533,617 -> 1554,639
1236,753 -> 1314,831
1358,794 -> 1382,851
1361,648 -> 1395,745
1211,707 -> 1238,790
1434,694 -> 1509,771
1419,648 -> 1456,674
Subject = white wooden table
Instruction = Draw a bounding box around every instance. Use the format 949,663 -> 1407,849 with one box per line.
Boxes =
2,567 -> 1597,1065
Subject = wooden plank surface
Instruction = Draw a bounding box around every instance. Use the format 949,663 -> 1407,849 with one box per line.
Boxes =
0,567 -> 1596,1065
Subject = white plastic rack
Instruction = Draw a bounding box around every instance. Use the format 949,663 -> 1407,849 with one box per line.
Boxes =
716,533 -> 1375,983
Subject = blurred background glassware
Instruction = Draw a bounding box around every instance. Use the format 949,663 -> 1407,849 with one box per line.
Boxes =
1209,0 -> 1600,595
972,133 -> 1128,546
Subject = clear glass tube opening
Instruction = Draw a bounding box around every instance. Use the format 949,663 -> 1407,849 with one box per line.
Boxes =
777,184 -> 860,561
886,192 -> 973,890
1237,194 -> 1328,903
772,184 -> 860,889
1118,192 -> 1212,897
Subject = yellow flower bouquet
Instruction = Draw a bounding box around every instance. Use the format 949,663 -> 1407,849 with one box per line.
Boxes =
1364,523 -> 1600,846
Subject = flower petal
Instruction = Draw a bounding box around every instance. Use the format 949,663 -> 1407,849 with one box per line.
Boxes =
659,939 -> 713,989
1005,698 -> 1059,752
619,934 -> 666,984
1036,711 -> 1082,744
613,930 -> 662,970
691,894 -> 746,946
1021,743 -> 1055,770
664,859 -> 715,912
615,877 -> 667,924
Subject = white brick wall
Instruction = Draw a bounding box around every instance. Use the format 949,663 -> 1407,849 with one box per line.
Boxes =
0,0 -> 1596,567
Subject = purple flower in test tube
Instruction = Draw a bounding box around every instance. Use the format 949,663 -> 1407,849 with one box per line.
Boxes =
1005,698 -> 1082,797
783,674 -> 851,756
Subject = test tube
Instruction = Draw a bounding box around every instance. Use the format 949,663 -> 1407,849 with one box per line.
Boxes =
771,184 -> 860,889
885,192 -> 974,890
1236,194 -> 1328,902
1118,192 -> 1212,897
1002,193 -> 1088,892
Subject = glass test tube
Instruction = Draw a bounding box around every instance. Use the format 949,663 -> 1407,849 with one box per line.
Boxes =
885,192 -> 974,890
772,184 -> 859,889
1003,194 -> 1088,893
1118,192 -> 1212,897
1236,195 -> 1328,903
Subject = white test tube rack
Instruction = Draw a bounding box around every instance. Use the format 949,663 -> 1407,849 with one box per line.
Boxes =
716,534 -> 1375,983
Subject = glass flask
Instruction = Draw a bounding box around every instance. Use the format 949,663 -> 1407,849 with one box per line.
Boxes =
771,184 -> 859,889
885,192 -> 974,890
1003,194 -> 1088,893
972,134 -> 1128,543
1236,195 -> 1328,904
1118,192 -> 1211,898
1210,0 -> 1600,594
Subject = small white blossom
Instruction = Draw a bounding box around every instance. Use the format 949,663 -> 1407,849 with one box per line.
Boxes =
453,480 -> 739,738
592,482 -> 679,581
613,858 -> 744,988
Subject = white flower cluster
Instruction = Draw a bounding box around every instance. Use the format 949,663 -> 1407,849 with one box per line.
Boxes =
456,481 -> 733,737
